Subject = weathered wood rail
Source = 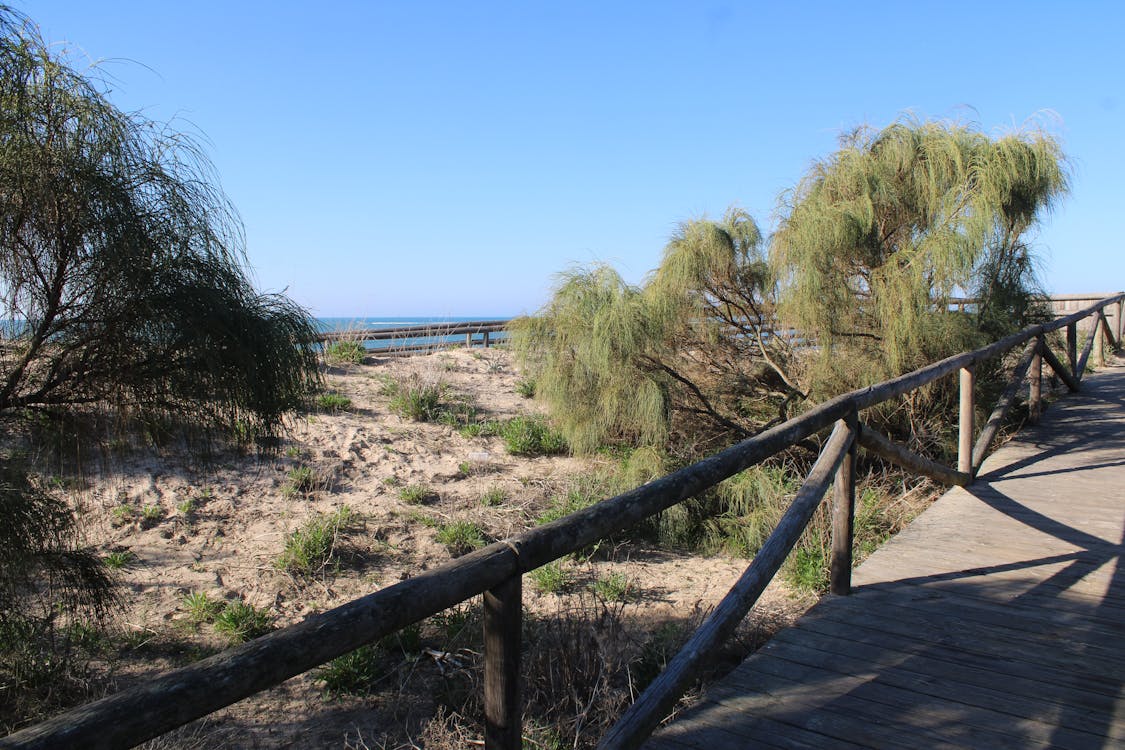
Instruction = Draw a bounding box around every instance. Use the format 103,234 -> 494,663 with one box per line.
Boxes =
2,293 -> 1122,750
318,319 -> 510,354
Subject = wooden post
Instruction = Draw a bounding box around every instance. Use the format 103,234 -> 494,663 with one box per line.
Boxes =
1094,312 -> 1106,368
483,330 -> 491,348
1117,299 -> 1124,345
483,575 -> 522,749
1029,340 -> 1043,425
830,415 -> 858,596
958,367 -> 974,475
1067,322 -> 1077,378
466,332 -> 474,349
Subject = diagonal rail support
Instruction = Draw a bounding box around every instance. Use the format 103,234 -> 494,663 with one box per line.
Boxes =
599,420 -> 856,750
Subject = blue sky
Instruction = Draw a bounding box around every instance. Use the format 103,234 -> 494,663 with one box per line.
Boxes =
23,1 -> 1125,317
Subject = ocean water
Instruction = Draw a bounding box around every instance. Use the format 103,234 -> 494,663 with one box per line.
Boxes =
317,316 -> 512,351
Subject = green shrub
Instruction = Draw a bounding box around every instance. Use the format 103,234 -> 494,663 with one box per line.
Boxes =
398,484 -> 434,504
103,550 -> 136,570
316,644 -> 384,696
316,392 -> 352,411
501,416 -> 568,456
283,466 -> 317,497
480,486 -> 507,507
276,507 -> 356,576
182,591 -> 223,625
213,601 -> 272,644
384,375 -> 445,421
530,562 -> 569,594
592,572 -> 630,602
324,340 -> 366,365
436,521 -> 487,556
459,419 -> 502,438
515,377 -> 536,398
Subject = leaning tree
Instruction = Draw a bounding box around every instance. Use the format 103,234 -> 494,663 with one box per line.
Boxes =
0,8 -> 321,726
0,9 -> 320,433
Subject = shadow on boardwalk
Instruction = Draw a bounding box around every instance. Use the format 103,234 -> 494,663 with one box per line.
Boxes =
648,357 -> 1125,749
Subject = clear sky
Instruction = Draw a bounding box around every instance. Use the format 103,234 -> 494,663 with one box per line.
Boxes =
22,1 -> 1125,318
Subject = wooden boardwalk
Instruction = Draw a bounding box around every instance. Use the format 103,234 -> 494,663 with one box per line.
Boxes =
647,356 -> 1125,749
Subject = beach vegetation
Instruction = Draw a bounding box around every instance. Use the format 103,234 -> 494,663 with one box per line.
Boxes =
772,117 -> 1067,431
283,466 -> 317,498
499,415 -> 568,456
212,601 -> 273,645
480,486 -> 507,506
529,562 -> 570,594
398,483 -> 434,504
275,507 -> 358,577
436,521 -> 487,556
315,392 -> 352,412
182,591 -> 224,626
324,340 -> 366,366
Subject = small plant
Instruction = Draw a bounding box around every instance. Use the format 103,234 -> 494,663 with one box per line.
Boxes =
530,562 -> 569,594
317,643 -> 384,696
182,591 -> 223,625
480,486 -> 507,507
384,375 -> 445,421
285,445 -> 301,458
276,507 -> 357,576
382,475 -> 402,487
592,572 -> 630,602
398,483 -> 434,504
213,601 -> 273,644
176,497 -> 196,516
500,416 -> 568,456
111,504 -> 134,527
436,521 -> 487,556
316,392 -> 353,411
324,340 -> 366,365
139,504 -> 163,528
284,466 -> 317,498
459,419 -> 502,438
103,550 -> 136,569
515,377 -> 536,398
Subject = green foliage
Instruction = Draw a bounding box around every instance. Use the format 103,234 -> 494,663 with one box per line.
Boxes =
480,486 -> 507,507
515,377 -> 537,398
459,418 -> 502,438
436,521 -> 487,556
283,466 -> 316,498
323,340 -> 366,366
0,10 -> 321,435
772,117 -> 1067,402
182,591 -> 224,625
213,601 -> 272,644
315,392 -> 352,412
384,375 -> 445,421
398,483 -> 434,504
500,416 -> 568,456
0,463 -> 116,727
591,572 -> 630,602
275,507 -> 357,576
103,550 -> 137,570
514,208 -> 800,457
316,643 -> 384,696
529,562 -> 570,594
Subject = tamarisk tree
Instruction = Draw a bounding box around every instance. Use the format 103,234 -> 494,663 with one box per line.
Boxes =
515,208 -> 802,457
771,118 -> 1068,398
0,8 -> 320,726
0,9 -> 320,433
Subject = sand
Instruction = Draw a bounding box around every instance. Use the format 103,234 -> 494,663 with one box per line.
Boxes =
65,347 -> 811,748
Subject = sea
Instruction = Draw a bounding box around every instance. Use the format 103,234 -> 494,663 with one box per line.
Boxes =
316,316 -> 512,351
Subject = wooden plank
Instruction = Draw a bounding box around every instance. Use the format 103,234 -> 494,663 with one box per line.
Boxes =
972,340 -> 1038,471
959,366 -> 974,473
830,415 -> 857,595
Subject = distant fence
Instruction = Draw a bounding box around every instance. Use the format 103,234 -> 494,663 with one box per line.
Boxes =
317,319 -> 511,356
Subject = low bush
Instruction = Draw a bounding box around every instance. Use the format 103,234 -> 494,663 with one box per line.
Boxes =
324,340 -> 366,365
213,601 -> 272,644
276,507 -> 357,576
500,416 -> 568,456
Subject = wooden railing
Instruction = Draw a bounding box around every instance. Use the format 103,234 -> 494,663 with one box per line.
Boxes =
318,319 -> 510,355
3,294 -> 1122,750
